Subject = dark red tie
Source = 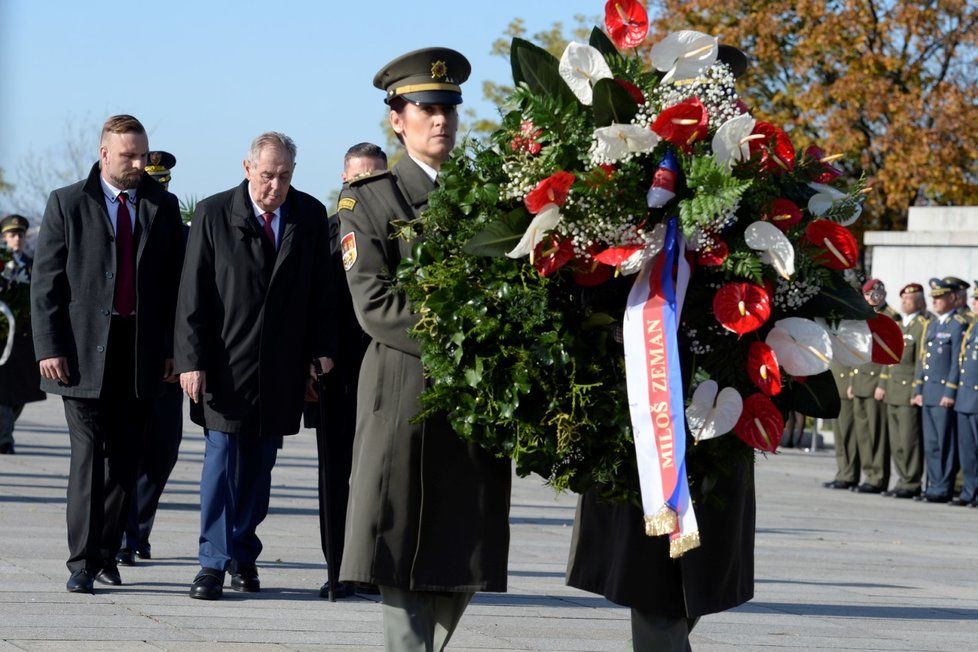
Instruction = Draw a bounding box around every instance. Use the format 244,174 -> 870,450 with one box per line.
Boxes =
114,192 -> 136,316
261,212 -> 276,249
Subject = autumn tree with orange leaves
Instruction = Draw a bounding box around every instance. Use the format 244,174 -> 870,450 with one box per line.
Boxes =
488,2 -> 978,233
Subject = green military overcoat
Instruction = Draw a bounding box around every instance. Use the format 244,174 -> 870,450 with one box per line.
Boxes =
880,312 -> 930,406
337,156 -> 512,593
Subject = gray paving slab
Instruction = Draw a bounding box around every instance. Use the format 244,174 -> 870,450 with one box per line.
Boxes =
1,398 -> 977,650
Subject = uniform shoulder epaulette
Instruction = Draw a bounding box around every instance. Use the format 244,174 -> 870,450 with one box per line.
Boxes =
954,314 -> 968,325
348,169 -> 393,187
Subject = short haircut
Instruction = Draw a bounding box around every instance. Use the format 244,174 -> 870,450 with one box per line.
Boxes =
100,114 -> 146,142
248,132 -> 297,164
344,142 -> 387,167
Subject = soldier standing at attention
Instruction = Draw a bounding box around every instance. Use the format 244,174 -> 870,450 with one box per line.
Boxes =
912,278 -> 967,503
0,214 -> 46,455
952,280 -> 978,507
877,283 -> 929,498
337,48 -> 512,651
850,279 -> 900,493
116,151 -> 186,564
824,362 -> 858,489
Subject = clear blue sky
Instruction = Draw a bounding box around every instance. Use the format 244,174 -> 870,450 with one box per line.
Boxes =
0,0 -> 600,213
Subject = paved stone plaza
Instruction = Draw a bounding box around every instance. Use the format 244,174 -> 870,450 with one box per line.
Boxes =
0,397 -> 976,650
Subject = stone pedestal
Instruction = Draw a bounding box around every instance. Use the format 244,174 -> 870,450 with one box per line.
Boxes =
863,206 -> 978,311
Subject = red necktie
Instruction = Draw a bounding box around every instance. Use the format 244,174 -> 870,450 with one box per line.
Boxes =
261,212 -> 276,249
114,192 -> 136,316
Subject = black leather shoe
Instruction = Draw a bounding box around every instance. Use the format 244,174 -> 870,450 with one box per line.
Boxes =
950,496 -> 972,506
0,442 -> 14,454
856,483 -> 883,494
893,489 -> 918,499
319,580 -> 356,599
924,493 -> 950,503
96,565 -> 122,585
230,564 -> 260,592
822,480 -> 854,490
66,569 -> 94,593
134,544 -> 151,560
190,568 -> 224,600
115,548 -> 135,566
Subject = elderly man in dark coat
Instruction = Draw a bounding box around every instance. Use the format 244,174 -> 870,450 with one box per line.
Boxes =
174,131 -> 336,601
31,115 -> 185,593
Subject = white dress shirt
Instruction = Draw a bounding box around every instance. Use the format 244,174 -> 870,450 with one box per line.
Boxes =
902,311 -> 920,328
408,154 -> 438,183
251,198 -> 281,247
100,175 -> 137,235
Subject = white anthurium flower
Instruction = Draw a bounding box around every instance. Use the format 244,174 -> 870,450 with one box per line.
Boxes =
818,318 -> 872,367
506,203 -> 561,259
649,31 -> 718,84
558,42 -> 613,105
686,380 -> 743,442
712,113 -> 758,169
765,317 -> 833,377
619,222 -> 668,276
593,123 -> 661,162
808,182 -> 862,225
744,220 -> 795,279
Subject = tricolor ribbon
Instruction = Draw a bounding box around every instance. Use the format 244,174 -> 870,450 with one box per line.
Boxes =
623,216 -> 700,558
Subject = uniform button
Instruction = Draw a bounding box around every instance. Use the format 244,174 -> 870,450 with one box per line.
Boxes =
96,345 -> 105,353
105,271 -> 114,279
869,372 -> 876,376
925,365 -> 930,369
941,380 -> 945,384
101,308 -> 110,316
926,352 -> 931,357
854,369 -> 859,374
925,375 -> 929,381
901,380 -> 907,385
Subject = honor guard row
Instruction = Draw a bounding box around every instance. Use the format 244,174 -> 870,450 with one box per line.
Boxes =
825,276 -> 978,508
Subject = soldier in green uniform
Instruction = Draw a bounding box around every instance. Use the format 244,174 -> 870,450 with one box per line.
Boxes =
877,283 -> 929,498
337,48 -> 511,651
824,362 -> 858,489
850,279 -> 900,493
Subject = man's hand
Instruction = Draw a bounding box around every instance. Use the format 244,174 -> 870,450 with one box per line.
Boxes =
911,395 -> 923,407
940,396 -> 955,408
846,386 -> 854,400
305,357 -> 335,402
39,357 -> 69,383
180,370 -> 206,404
874,387 -> 885,401
163,358 -> 177,383
316,356 -> 335,374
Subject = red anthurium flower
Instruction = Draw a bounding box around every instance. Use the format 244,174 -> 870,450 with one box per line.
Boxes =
593,244 -> 643,267
652,97 -> 709,152
748,122 -> 795,174
695,237 -> 728,266
604,0 -> 649,49
734,393 -> 785,452
763,198 -> 803,231
712,282 -> 771,335
867,313 -> 905,365
615,78 -> 646,104
747,342 -> 782,396
805,220 -> 858,270
524,171 -> 575,214
804,145 -> 843,183
533,235 -> 576,277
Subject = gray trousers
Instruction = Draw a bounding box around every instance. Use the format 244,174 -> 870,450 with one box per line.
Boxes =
0,403 -> 24,447
379,586 -> 473,651
631,610 -> 698,652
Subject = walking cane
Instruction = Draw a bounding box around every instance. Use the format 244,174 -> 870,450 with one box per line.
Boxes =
313,358 -> 340,602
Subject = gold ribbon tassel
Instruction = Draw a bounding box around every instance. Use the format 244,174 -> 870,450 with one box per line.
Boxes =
644,506 -> 678,536
669,531 -> 701,558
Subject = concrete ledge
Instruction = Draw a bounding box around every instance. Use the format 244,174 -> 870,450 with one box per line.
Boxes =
863,232 -> 978,246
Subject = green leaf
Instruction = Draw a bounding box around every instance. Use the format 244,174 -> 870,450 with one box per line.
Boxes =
781,370 -> 841,418
462,207 -> 531,257
592,78 -> 637,127
510,38 -> 552,87
795,279 -> 875,320
581,312 -> 617,330
512,39 -> 578,106
588,27 -> 620,60
464,357 -> 485,388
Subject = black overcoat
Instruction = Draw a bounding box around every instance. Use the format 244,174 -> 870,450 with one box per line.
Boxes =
567,454 -> 755,618
31,163 -> 184,399
173,180 -> 336,437
337,157 -> 511,592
